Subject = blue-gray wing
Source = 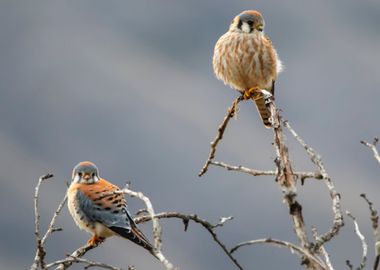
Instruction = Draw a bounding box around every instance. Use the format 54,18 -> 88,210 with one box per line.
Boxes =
76,189 -> 132,229
76,189 -> 153,252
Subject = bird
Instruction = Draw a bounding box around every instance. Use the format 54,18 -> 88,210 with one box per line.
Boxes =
213,10 -> 283,128
67,161 -> 155,255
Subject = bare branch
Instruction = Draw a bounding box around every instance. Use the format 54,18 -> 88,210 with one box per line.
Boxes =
31,173 -> 54,270
48,255 -> 122,270
283,120 -> 343,252
346,260 -> 354,270
360,193 -> 380,270
283,120 -> 328,179
117,188 -> 175,270
199,96 -> 243,177
230,238 -> 326,269
312,176 -> 343,252
268,101 -> 311,257
134,212 -> 244,270
346,211 -> 367,270
361,138 -> 380,165
312,227 -> 334,270
51,243 -> 99,270
41,194 -> 67,244
210,160 -> 276,176
210,160 -> 322,182
375,256 -> 380,270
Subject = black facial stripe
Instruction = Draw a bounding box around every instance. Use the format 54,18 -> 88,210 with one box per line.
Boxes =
237,19 -> 242,30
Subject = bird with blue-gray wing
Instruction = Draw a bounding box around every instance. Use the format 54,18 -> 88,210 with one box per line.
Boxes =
67,161 -> 155,256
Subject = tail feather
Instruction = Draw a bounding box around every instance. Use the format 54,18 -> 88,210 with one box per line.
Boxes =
253,96 -> 272,128
110,225 -> 154,253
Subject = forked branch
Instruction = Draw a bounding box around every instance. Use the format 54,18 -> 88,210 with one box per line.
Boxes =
199,96 -> 243,177
361,138 -> 380,165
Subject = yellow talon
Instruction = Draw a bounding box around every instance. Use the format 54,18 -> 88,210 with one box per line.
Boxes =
243,87 -> 266,101
88,235 -> 104,246
243,87 -> 258,100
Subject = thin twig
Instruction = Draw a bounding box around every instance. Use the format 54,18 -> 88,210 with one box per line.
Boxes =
360,194 -> 380,270
31,173 -> 54,270
52,243 -> 99,270
118,188 -> 175,270
135,212 -> 244,270
41,194 -> 67,244
199,96 -> 243,177
283,120 -> 344,252
346,211 -> 367,270
230,238 -> 326,269
312,227 -> 334,270
346,260 -> 354,270
375,256 -> 380,270
361,138 -> 380,165
210,160 -> 276,176
283,120 -> 328,179
49,255 -> 122,270
210,160 -> 323,182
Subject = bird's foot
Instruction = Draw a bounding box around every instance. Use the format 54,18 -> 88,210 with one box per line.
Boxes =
243,87 -> 258,100
243,87 -> 272,101
243,87 -> 266,101
87,235 -> 105,246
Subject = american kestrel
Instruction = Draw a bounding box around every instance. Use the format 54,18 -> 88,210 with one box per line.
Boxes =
67,161 -> 154,254
213,10 -> 282,127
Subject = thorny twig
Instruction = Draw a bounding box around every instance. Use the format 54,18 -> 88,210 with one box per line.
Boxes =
361,194 -> 380,270
283,120 -> 344,253
199,96 -> 243,177
229,238 -> 326,269
346,211 -> 367,270
361,138 -> 380,165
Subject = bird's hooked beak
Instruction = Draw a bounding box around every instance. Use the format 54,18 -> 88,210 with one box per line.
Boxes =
256,24 -> 264,32
83,173 -> 91,180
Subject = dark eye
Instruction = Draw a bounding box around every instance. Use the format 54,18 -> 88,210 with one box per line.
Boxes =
78,172 -> 83,177
247,20 -> 254,26
92,172 -> 96,177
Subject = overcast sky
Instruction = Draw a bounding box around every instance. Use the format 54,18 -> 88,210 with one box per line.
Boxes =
1,1 -> 380,269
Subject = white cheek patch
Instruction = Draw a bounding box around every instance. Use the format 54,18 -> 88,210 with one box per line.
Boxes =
241,22 -> 251,33
73,175 -> 81,183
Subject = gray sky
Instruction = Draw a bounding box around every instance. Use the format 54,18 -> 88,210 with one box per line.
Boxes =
1,1 -> 380,269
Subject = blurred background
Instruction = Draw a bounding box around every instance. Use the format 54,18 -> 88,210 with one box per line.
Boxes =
1,0 -> 380,269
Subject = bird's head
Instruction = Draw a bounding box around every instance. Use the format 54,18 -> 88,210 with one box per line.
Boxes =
72,161 -> 100,184
230,10 -> 265,34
